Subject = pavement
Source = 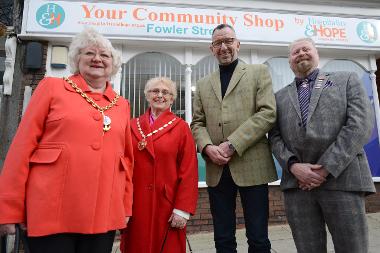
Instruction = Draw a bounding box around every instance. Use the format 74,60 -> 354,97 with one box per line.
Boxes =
112,212 -> 380,253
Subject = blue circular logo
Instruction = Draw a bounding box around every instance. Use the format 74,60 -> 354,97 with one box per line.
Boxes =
357,21 -> 377,43
36,3 -> 65,29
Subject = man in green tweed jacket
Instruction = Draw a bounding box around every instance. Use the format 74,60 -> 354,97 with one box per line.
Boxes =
191,24 -> 277,253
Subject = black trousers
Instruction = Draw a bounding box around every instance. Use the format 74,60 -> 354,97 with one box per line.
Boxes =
27,230 -> 116,253
208,167 -> 271,253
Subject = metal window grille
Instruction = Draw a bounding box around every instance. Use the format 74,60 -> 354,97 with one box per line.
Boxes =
191,55 -> 218,101
264,57 -> 295,92
121,52 -> 186,119
191,55 -> 218,88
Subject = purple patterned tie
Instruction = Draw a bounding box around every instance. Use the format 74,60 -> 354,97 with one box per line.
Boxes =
298,79 -> 310,127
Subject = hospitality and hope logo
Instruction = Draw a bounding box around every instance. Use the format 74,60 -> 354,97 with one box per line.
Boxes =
36,3 -> 65,29
357,21 -> 377,43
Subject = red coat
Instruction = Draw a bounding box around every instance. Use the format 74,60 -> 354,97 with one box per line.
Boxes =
0,74 -> 134,236
120,109 -> 198,253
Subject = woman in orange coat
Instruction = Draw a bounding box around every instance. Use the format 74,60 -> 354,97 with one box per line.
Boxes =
0,28 -> 133,253
120,77 -> 198,253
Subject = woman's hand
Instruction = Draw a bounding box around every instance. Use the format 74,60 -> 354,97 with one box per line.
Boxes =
168,213 -> 187,229
0,224 -> 16,236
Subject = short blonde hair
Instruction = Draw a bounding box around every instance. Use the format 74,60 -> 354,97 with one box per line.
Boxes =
68,27 -> 122,77
144,77 -> 177,100
288,37 -> 316,55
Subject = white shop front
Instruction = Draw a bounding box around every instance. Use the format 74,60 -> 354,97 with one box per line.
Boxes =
18,0 -> 380,182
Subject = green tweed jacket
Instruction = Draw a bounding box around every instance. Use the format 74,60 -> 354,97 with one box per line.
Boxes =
191,62 -> 278,187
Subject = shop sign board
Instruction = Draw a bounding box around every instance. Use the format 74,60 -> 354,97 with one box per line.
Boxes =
25,0 -> 380,48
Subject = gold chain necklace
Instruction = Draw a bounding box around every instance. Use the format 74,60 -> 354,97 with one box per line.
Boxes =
136,117 -> 176,150
64,77 -> 120,132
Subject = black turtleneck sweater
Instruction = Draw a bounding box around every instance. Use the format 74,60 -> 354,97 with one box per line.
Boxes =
219,59 -> 238,99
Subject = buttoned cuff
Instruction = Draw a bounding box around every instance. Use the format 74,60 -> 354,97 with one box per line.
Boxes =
173,209 -> 190,220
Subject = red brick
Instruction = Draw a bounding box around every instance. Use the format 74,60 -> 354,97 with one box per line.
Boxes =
186,183 -> 380,233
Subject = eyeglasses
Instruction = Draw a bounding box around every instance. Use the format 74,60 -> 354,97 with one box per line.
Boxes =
148,88 -> 173,97
81,50 -> 112,60
211,38 -> 236,48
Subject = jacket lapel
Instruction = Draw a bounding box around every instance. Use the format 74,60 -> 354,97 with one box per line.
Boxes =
287,81 -> 302,120
151,111 -> 180,141
210,71 -> 222,103
131,110 -> 181,158
63,74 -> 121,106
64,74 -> 90,93
307,73 -> 329,123
131,111 -> 155,158
224,63 -> 246,98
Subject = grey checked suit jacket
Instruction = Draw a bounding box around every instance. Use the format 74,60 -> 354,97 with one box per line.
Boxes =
191,62 -> 278,187
269,71 -> 376,193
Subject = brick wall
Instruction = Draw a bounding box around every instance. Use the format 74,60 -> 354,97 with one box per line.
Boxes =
365,183 -> 380,213
0,41 -> 47,166
12,41 -> 48,119
187,182 -> 380,234
25,42 -> 48,91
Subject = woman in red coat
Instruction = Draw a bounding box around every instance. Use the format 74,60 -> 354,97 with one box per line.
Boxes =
0,28 -> 133,253
120,77 -> 198,253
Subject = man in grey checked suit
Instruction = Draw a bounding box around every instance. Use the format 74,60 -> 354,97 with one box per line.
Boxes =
269,37 -> 376,253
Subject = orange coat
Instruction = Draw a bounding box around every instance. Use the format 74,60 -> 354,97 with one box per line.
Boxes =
120,110 -> 198,253
0,74 -> 134,236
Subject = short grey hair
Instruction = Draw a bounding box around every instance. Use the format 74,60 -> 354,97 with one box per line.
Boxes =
212,24 -> 236,35
144,77 -> 177,100
68,27 -> 122,77
288,37 -> 316,55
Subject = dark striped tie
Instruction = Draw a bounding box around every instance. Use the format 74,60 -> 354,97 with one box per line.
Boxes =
298,79 -> 310,127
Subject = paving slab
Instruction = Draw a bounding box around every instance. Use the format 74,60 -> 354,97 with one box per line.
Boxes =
112,212 -> 380,253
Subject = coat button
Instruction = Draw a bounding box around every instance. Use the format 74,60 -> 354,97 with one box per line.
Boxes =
91,142 -> 101,150
218,123 -> 221,127
298,122 -> 301,127
147,184 -> 153,190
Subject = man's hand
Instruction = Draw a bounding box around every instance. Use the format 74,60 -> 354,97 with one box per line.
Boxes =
290,163 -> 327,190
168,213 -> 187,229
312,167 -> 329,178
219,141 -> 235,158
299,166 -> 330,190
0,224 -> 16,236
204,145 -> 231,166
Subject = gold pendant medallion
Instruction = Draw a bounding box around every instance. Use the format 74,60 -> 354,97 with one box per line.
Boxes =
63,77 -> 120,133
103,114 -> 111,132
138,139 -> 147,150
136,117 -> 176,151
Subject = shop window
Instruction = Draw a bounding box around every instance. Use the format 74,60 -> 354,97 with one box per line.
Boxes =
192,55 -> 218,85
191,55 -> 218,101
191,55 -> 246,94
322,59 -> 366,78
323,60 -> 380,177
322,59 -> 373,98
121,52 -> 185,119
264,57 -> 294,92
264,57 -> 295,178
